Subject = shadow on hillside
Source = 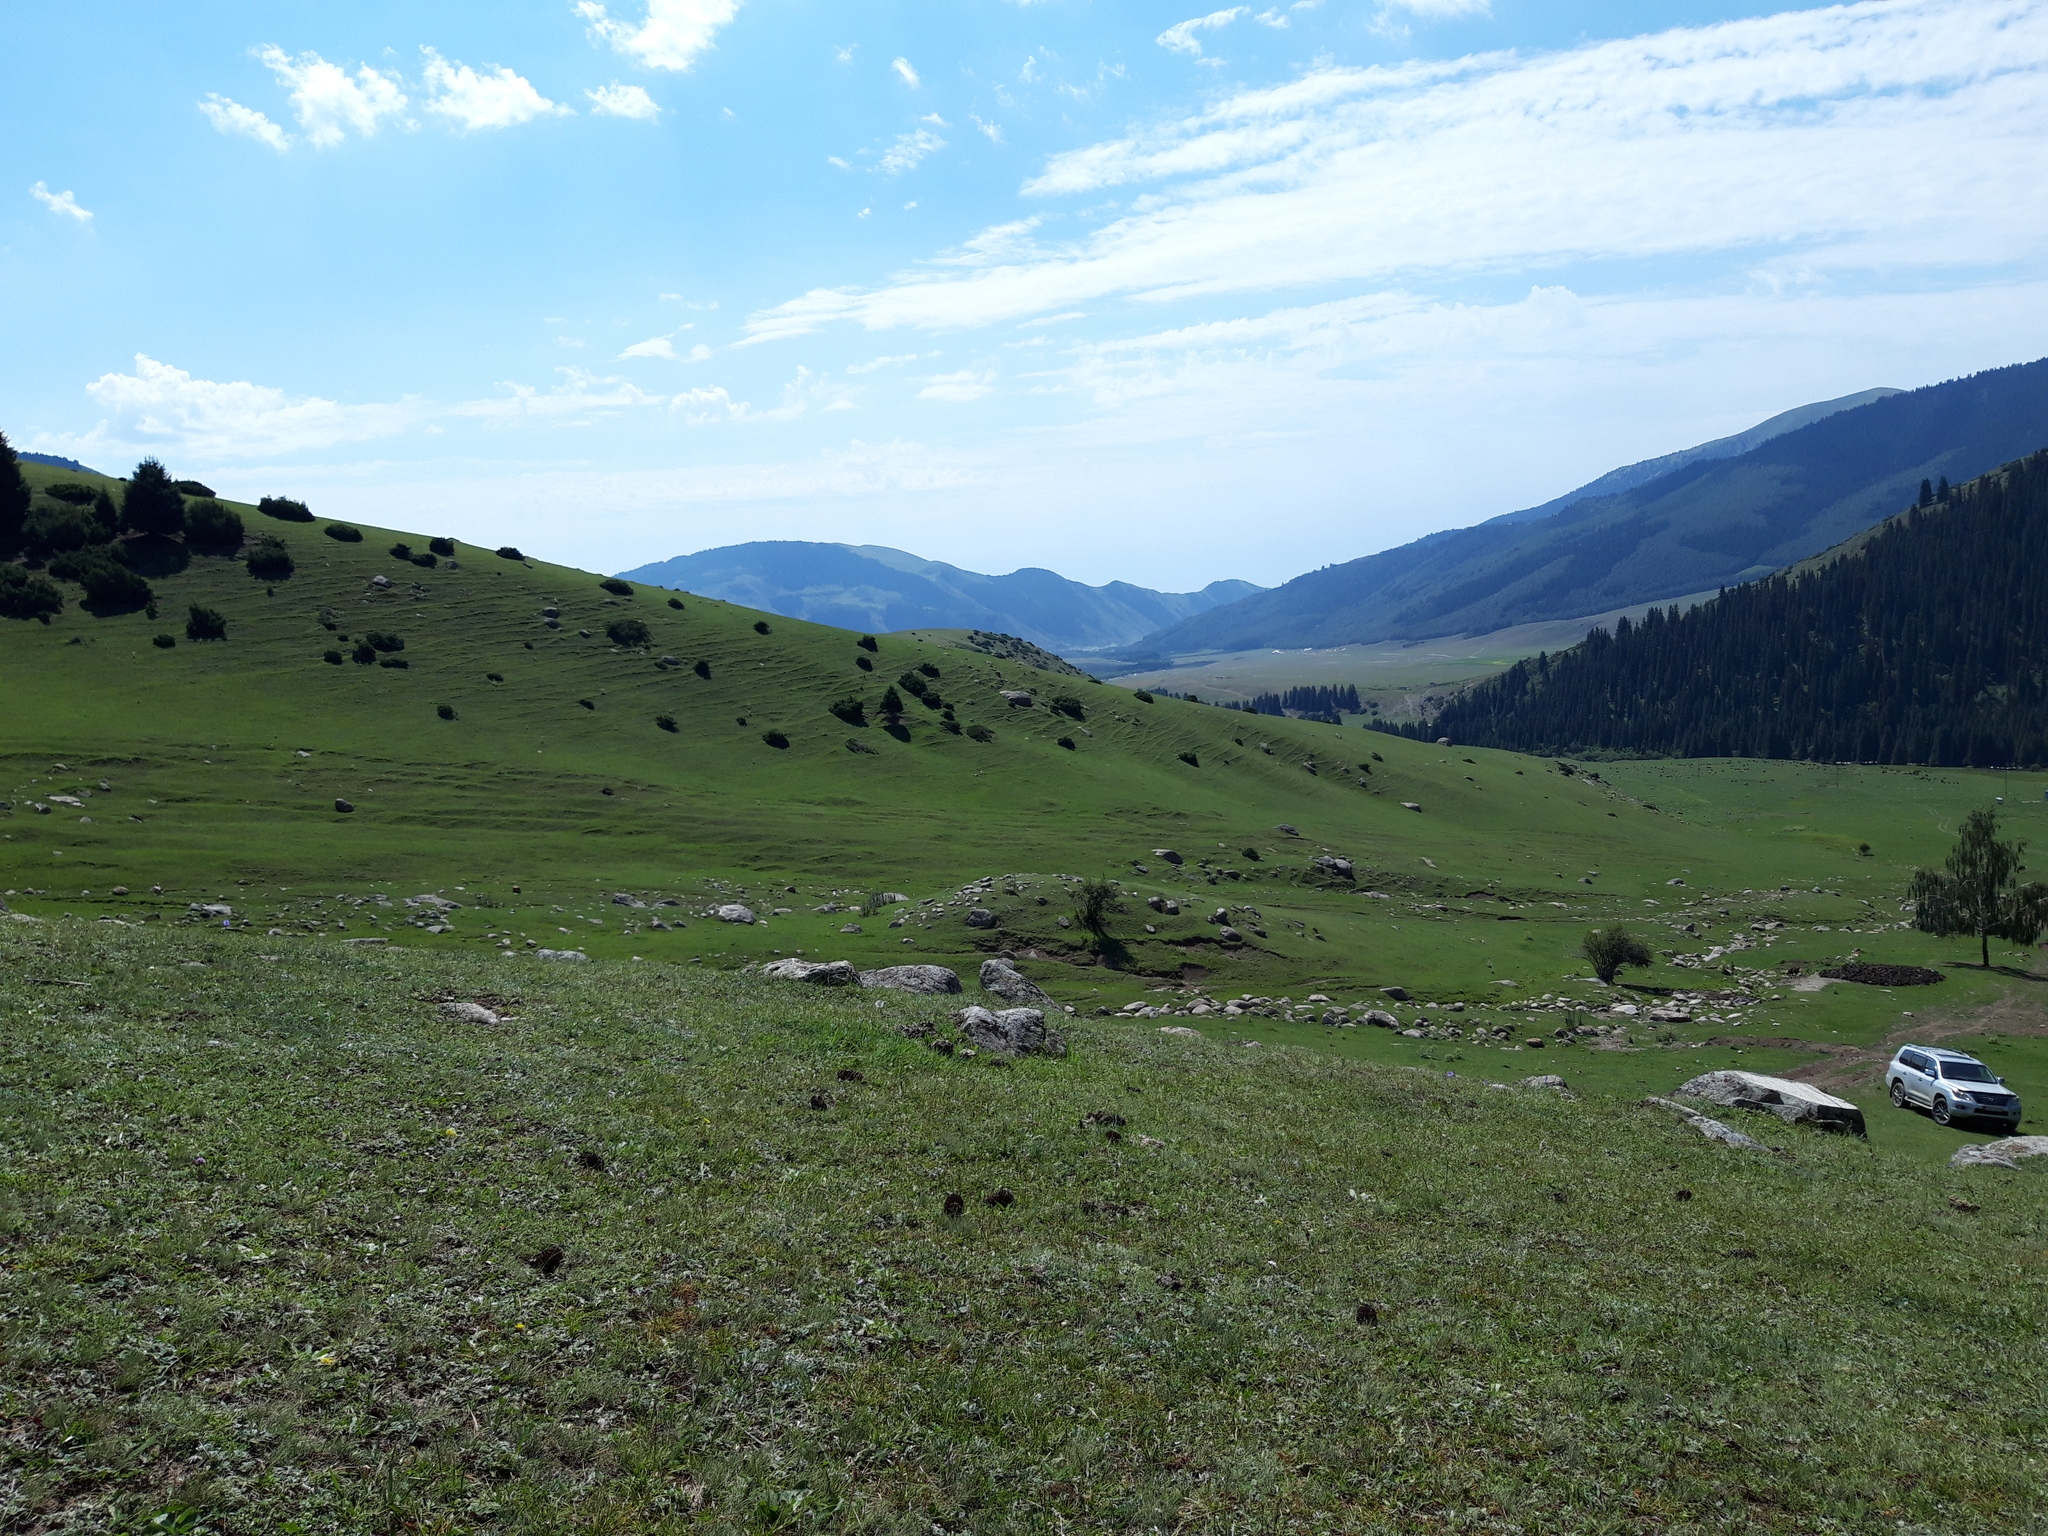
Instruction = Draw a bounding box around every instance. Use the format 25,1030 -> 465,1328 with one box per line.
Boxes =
1091,935 -> 1134,971
1947,962 -> 2048,983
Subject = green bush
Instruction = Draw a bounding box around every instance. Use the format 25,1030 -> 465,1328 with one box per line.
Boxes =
172,479 -> 216,497
43,482 -> 97,505
1057,736 -> 1077,750
428,537 -> 456,557
152,633 -> 176,649
49,548 -> 152,609
185,499 -> 245,548
656,714 -> 678,733
846,737 -> 878,754
324,523 -> 363,543
245,537 -> 294,580
1075,878 -> 1120,938
857,634 -> 878,652
762,729 -> 790,749
496,546 -> 523,560
693,659 -> 711,680
0,564 -> 64,622
410,551 -> 438,569
91,489 -> 119,539
365,632 -> 404,652
966,723 -> 994,743
940,717 -> 962,734
388,542 -> 413,560
122,459 -> 186,537
487,672 -> 503,682
600,579 -> 633,597
918,661 -> 941,678
185,604 -> 227,641
436,703 -> 456,721
377,658 -> 409,670
667,597 -> 684,610
23,504 -> 101,557
896,671 -> 928,698
879,686 -> 905,717
605,618 -> 652,648
921,691 -> 945,710
1178,750 -> 1199,767
753,620 -> 772,634
855,655 -> 873,671
578,699 -> 595,710
257,496 -> 313,523
1581,927 -> 1652,985
322,649 -> 343,664
829,697 -> 867,727
1050,694 -> 1085,720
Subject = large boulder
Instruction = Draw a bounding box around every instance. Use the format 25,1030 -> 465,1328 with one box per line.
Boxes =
762,958 -> 857,986
964,907 -> 998,929
715,903 -> 756,924
1641,1095 -> 1768,1151
980,957 -> 1053,1007
1951,1135 -> 2048,1170
1312,854 -> 1355,880
1675,1071 -> 1865,1136
957,1005 -> 1066,1058
859,964 -> 963,995
1360,1009 -> 1400,1028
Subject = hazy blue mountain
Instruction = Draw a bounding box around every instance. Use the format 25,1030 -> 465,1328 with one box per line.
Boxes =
617,541 -> 1262,655
20,451 -> 103,474
1123,361 -> 2048,657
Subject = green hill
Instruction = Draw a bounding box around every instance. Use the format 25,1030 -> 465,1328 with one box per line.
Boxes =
1127,358 -> 2048,657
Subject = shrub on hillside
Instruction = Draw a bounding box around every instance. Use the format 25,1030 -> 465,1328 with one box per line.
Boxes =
896,671 -> 927,698
388,542 -> 414,561
172,479 -> 215,497
185,500 -> 245,549
761,729 -> 790,749
693,659 -> 711,679
24,504 -> 101,557
43,482 -> 96,505
918,661 -> 941,678
879,686 -> 905,718
1133,689 -> 1153,703
1057,736 -> 1077,750
0,438 -> 24,560
1177,750 -> 1199,767
50,550 -> 152,610
1582,927 -> 1652,985
656,714 -> 678,733
351,643 -> 377,665
1050,694 -> 1085,720
428,537 -> 456,557
599,578 -> 632,597
921,691 -> 945,710
365,632 -> 404,652
322,649 -> 344,664
152,633 -> 176,649
324,523 -> 363,543
411,552 -> 438,569
496,546 -> 524,560
122,460 -> 186,537
857,634 -> 877,652
185,604 -> 227,641
379,657 -> 409,669
667,597 -> 684,610
606,618 -> 652,648
91,489 -> 118,539
829,696 -> 867,727
436,703 -> 456,721
245,537 -> 294,580
258,496 -> 313,523
0,564 -> 64,622
966,723 -> 994,743
754,620 -> 772,634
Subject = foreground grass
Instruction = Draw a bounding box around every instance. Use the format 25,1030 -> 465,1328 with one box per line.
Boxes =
2,926 -> 2043,1534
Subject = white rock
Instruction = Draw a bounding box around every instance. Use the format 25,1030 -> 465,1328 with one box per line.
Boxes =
715,904 -> 756,924
439,1001 -> 500,1024
1951,1135 -> 2048,1170
535,948 -> 589,962
761,958 -> 857,986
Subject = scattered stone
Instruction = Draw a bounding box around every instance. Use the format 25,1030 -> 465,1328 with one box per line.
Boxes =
439,1001 -> 501,1025
1400,802 -> 1422,812
1277,823 -> 1298,835
1950,1136 -> 2048,1170
340,937 -> 388,946
1000,689 -> 1034,707
964,907 -> 998,929
1217,926 -> 1243,943
111,886 -> 128,896
1360,1009 -> 1399,1028
334,799 -> 354,813
1641,1095 -> 1768,1151
1675,1071 -> 1866,1136
859,964 -> 963,994
1312,854 -> 1355,880
370,574 -> 391,589
880,892 -> 911,904
840,922 -> 863,934
535,949 -> 589,961
715,903 -> 757,924
1379,986 -> 1411,1002
1152,848 -> 1184,865
956,1004 -> 1066,1057
980,957 -> 1053,1006
611,892 -> 646,908
189,903 -> 233,918
762,958 -> 857,986
406,894 -> 461,911
1158,1025 -> 1204,1039
1521,1075 -> 1572,1092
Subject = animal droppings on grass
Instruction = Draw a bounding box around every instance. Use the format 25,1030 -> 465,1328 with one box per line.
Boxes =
837,1068 -> 865,1082
577,1149 -> 608,1171
1674,1189 -> 1694,1201
942,1192 -> 965,1217
808,1092 -> 830,1110
985,1187 -> 1015,1207
1356,1302 -> 1380,1325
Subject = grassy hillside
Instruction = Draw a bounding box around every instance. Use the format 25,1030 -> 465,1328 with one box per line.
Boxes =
1130,357 -> 2048,655
1,923 -> 2044,1532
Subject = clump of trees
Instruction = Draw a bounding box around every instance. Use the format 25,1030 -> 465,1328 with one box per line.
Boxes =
123,460 -> 186,537
245,536 -> 294,580
1582,927 -> 1652,984
1910,809 -> 2048,968
185,604 -> 227,641
186,500 -> 245,549
324,523 -> 363,543
258,496 -> 313,523
605,618 -> 651,648
0,564 -> 63,622
599,578 -> 632,597
0,432 -> 30,559
49,548 -> 151,610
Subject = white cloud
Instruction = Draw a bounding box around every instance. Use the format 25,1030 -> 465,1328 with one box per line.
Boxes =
575,0 -> 741,71
256,46 -> 409,147
620,336 -> 679,358
892,56 -> 921,87
76,354 -> 427,458
29,182 -> 91,222
1386,0 -> 1489,15
421,50 -> 570,131
746,0 -> 2048,339
972,114 -> 1005,144
918,369 -> 996,401
877,128 -> 946,174
1157,8 -> 1247,58
587,82 -> 662,119
846,352 -> 926,373
199,95 -> 290,150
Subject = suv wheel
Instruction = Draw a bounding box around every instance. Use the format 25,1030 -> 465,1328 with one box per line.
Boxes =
1889,1079 -> 1908,1108
1932,1095 -> 1953,1127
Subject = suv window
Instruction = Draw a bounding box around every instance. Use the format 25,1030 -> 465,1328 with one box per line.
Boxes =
1939,1060 -> 1996,1084
1900,1051 -> 1928,1073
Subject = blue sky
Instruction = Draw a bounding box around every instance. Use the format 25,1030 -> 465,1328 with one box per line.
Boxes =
6,0 -> 2048,589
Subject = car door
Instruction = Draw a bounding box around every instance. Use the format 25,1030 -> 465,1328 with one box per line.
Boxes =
1901,1051 -> 1935,1106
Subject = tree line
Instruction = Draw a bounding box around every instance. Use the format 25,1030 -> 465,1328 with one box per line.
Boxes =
1377,449 -> 2048,768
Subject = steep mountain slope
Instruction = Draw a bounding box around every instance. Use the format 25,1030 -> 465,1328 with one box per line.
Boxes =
1130,361 -> 2048,655
1392,451 -> 2048,766
616,540 -> 1260,654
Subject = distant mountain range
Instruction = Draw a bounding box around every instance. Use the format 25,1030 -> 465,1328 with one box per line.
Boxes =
20,451 -> 101,475
1118,363 -> 2048,660
616,542 -> 1262,655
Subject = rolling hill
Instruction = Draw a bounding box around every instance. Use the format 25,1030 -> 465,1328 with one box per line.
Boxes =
1125,360 -> 2048,657
617,541 -> 1261,655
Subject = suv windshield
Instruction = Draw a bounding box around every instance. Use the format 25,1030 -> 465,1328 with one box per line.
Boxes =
1938,1060 -> 1996,1083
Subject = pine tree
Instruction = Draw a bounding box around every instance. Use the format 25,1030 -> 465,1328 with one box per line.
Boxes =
122,458 -> 186,537
0,430 -> 28,559
1919,477 -> 1934,508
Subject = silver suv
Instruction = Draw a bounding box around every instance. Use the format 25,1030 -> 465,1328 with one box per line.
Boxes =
1887,1045 -> 2023,1129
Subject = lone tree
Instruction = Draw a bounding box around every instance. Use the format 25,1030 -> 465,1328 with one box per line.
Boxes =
122,458 -> 186,537
1075,878 -> 1120,941
1582,926 -> 1652,985
0,430 -> 28,559
1909,808 -> 2048,968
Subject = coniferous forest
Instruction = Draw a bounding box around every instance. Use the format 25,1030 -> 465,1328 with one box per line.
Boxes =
1383,449 -> 2048,767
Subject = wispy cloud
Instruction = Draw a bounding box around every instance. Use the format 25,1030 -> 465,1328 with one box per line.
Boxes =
918,369 -> 996,401
71,354 -> 428,458
29,182 -> 92,222
587,82 -> 662,119
421,49 -> 570,131
1157,8 -> 1247,58
199,95 -> 290,150
746,0 -> 2048,340
972,113 -> 1004,144
892,56 -> 922,87
574,0 -> 741,72
255,45 -> 409,147
877,128 -> 946,174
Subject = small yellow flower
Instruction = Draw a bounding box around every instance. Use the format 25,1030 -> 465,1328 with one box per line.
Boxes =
317,1353 -> 338,1366
444,1128 -> 458,1137
514,1322 -> 526,1330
